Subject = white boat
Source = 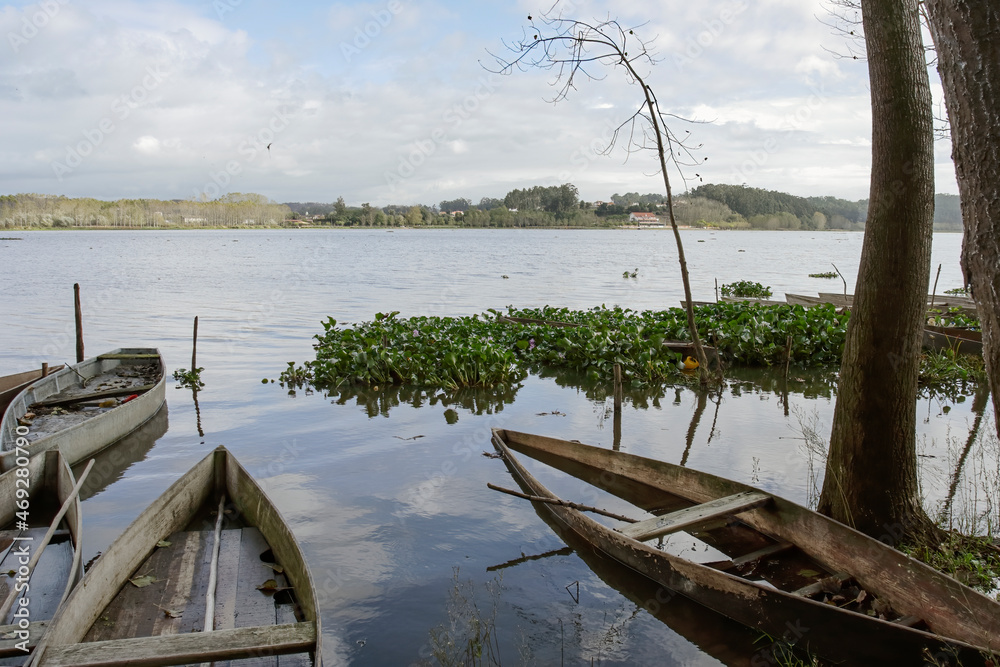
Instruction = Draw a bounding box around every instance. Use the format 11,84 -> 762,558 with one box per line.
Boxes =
0,349 -> 165,472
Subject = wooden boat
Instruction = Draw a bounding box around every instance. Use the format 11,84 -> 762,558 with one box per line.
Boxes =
0,365 -> 64,419
491,428 -> 1000,665
784,293 -> 827,307
0,350 -> 165,473
0,450 -> 84,663
30,446 -> 322,667
923,325 -> 983,356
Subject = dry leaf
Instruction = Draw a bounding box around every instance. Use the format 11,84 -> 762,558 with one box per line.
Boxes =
156,540 -> 172,548
797,569 -> 820,578
129,575 -> 158,588
262,562 -> 284,574
154,605 -> 182,618
257,578 -> 279,592
856,589 -> 868,604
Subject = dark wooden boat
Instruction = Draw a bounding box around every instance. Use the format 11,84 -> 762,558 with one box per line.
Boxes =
0,365 -> 63,419
0,450 -> 84,664
491,428 -> 1000,665
0,350 -> 165,473
922,325 -> 983,356
30,446 -> 322,666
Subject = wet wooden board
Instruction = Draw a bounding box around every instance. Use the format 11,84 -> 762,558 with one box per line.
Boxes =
37,622 -> 316,667
0,528 -> 73,624
276,605 -> 310,667
83,530 -> 214,642
227,528 -> 280,667
620,491 -> 771,541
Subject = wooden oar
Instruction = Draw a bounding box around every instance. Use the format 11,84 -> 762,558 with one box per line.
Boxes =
203,495 -> 226,632
0,459 -> 94,621
487,483 -> 638,523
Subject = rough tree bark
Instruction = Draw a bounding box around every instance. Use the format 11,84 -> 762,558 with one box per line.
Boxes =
923,0 -> 1000,434
817,0 -> 938,541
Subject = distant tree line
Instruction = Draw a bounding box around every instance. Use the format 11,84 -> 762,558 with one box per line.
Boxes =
0,193 -> 291,229
1,185 -> 965,231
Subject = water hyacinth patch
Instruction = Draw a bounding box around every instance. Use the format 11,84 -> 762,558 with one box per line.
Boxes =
282,302 -> 859,392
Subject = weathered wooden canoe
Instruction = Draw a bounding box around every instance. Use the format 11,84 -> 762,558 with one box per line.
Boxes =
0,365 -> 64,420
491,428 -> 1000,665
784,293 -> 827,307
30,446 -> 322,667
0,350 -> 165,472
922,325 -> 983,356
0,450 -> 84,663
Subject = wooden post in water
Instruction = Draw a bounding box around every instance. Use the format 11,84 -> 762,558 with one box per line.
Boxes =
74,283 -> 84,363
714,278 -> 719,303
930,263 -> 942,308
613,364 -> 623,451
192,316 -> 199,371
41,362 -> 49,377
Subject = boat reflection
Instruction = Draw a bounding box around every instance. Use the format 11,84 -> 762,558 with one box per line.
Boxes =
74,402 -> 168,501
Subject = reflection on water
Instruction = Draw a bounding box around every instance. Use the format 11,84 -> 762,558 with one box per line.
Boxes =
75,403 -> 168,501
1,230 -> 993,666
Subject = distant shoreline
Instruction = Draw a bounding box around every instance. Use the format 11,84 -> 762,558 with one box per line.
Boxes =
0,225 -> 964,233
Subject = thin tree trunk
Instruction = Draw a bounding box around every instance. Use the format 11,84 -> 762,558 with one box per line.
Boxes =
924,0 -> 1000,434
818,0 -> 937,541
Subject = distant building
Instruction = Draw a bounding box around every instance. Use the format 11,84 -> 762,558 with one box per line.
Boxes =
629,212 -> 661,226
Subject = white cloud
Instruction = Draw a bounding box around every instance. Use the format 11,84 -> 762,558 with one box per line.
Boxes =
0,0 -> 959,204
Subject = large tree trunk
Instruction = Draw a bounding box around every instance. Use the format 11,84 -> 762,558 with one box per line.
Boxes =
817,0 -> 937,541
923,0 -> 1000,433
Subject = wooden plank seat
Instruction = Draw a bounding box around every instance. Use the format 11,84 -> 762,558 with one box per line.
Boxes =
618,491 -> 771,542
0,620 -> 48,657
36,622 -> 316,667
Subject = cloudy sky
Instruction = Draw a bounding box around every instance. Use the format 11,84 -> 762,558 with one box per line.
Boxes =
1,0 -> 957,206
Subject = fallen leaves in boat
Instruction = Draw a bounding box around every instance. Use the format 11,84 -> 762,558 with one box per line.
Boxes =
129,574 -> 158,588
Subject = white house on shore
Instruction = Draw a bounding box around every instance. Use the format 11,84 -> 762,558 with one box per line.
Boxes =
628,212 -> 663,227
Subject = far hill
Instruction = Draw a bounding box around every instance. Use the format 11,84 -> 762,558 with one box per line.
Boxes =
686,184 -> 963,232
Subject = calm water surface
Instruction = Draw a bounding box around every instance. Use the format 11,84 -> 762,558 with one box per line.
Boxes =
0,229 -> 991,666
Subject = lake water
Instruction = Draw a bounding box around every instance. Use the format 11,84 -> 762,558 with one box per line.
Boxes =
0,229 -> 992,666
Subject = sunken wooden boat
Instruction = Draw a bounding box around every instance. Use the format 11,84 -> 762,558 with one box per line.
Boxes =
0,365 -> 63,419
0,450 -> 84,663
922,325 -> 983,356
30,446 -> 322,667
491,428 -> 1000,665
0,350 -> 165,473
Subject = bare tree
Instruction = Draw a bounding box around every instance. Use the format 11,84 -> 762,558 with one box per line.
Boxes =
923,1 -> 1000,437
817,0 -> 939,542
489,14 -> 713,379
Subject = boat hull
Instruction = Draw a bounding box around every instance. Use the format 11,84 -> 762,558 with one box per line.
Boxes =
0,449 -> 83,662
0,350 -> 165,472
31,446 -> 321,666
492,428 -> 1000,665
